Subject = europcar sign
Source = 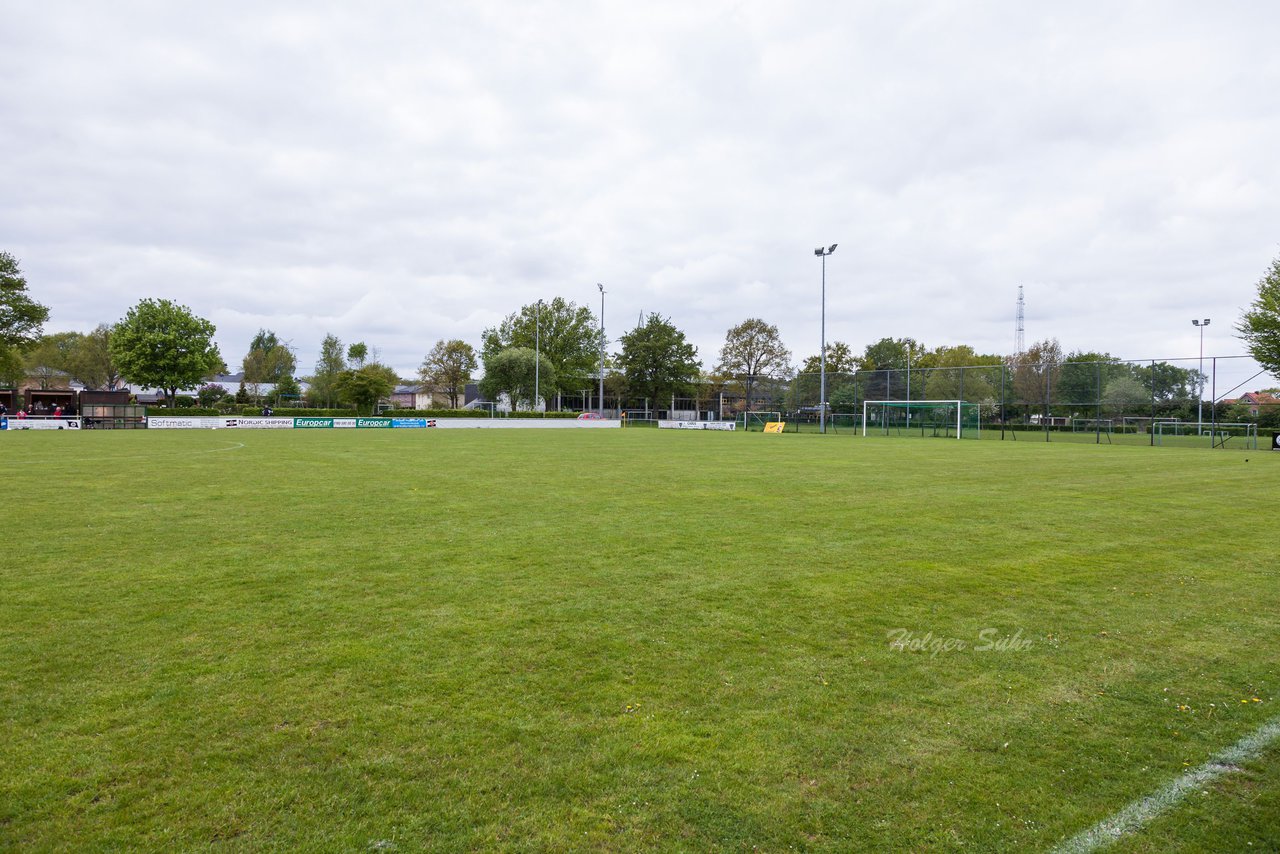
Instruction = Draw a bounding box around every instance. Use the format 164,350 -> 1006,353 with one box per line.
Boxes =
356,417 -> 391,428
294,417 -> 334,428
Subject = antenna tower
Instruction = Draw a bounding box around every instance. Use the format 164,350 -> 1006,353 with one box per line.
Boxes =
1015,285 -> 1025,355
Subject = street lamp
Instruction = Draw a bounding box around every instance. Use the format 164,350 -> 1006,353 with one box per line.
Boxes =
814,244 -> 838,434
598,283 -> 606,417
1193,318 -> 1210,434
534,298 -> 542,412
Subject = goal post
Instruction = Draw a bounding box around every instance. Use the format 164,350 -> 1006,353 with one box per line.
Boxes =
861,401 -> 980,439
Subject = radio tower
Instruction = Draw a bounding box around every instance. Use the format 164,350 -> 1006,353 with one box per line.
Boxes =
1014,285 -> 1025,355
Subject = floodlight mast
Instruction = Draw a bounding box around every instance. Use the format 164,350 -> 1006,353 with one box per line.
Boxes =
598,284 -> 606,416
1193,318 -> 1210,434
534,298 -> 542,412
814,244 -> 837,434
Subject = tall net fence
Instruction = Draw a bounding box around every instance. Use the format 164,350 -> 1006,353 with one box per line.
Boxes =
776,355 -> 1277,449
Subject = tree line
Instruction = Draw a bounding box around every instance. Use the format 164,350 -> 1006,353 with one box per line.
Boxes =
4,248 -> 1280,418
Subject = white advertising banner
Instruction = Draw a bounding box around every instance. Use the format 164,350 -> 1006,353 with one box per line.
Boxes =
658,420 -> 735,431
232,418 -> 295,429
3,418 -> 81,430
147,417 -> 224,429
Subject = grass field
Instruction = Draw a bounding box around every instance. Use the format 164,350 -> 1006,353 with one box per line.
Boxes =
2,428 -> 1278,851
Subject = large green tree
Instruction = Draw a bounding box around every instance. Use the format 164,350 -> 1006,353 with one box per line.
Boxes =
481,298 -> 602,399
110,298 -> 224,406
616,314 -> 701,406
479,347 -> 555,410
306,333 -> 347,407
913,344 -> 1002,403
419,339 -> 478,409
334,362 -> 397,414
1237,253 -> 1280,374
66,324 -> 122,390
859,337 -> 924,401
715,318 -> 792,408
242,329 -> 296,397
792,341 -> 859,409
0,251 -> 50,375
1008,338 -> 1064,413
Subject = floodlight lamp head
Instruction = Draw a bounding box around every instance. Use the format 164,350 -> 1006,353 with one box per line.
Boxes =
1204,318 -> 1211,325
814,248 -> 823,256
829,244 -> 838,253
597,282 -> 604,293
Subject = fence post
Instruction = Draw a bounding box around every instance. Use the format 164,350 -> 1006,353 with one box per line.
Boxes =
1211,356 -> 1217,447
1150,360 -> 1156,446
1096,361 -> 1102,444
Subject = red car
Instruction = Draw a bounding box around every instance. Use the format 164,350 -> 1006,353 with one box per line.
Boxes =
577,412 -> 605,420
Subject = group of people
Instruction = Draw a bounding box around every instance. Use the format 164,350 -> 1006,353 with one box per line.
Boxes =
0,401 -> 67,419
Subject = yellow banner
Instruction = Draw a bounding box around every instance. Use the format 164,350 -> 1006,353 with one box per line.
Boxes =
763,421 -> 786,434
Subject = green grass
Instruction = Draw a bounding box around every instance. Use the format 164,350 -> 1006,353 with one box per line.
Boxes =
1,429 -> 1277,851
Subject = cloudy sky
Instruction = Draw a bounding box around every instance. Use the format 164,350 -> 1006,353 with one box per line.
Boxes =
4,1 -> 1279,386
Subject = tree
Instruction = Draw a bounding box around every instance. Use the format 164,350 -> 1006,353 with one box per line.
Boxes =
858,337 -> 924,401
1008,338 -> 1064,415
715,318 -> 792,409
419,339 -> 478,409
334,362 -> 397,414
1133,361 -> 1198,404
347,342 -> 368,369
1237,253 -> 1280,374
274,373 -> 302,404
242,329 -> 296,391
197,383 -> 228,407
792,341 -> 860,409
479,347 -> 556,410
615,314 -> 701,406
23,332 -> 80,388
914,344 -> 1002,403
1102,376 -> 1150,410
66,325 -> 122,390
306,333 -> 347,407
0,251 -> 50,377
481,298 -> 603,399
110,298 -> 223,406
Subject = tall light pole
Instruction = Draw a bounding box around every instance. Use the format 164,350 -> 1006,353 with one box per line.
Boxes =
1193,318 -> 1210,433
534,298 -> 542,412
598,283 -> 606,416
814,244 -> 837,434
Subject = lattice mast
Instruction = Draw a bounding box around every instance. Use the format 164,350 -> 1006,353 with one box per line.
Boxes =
1015,285 -> 1025,355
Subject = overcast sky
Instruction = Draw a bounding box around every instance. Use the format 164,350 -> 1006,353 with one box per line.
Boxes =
4,1 -> 1279,387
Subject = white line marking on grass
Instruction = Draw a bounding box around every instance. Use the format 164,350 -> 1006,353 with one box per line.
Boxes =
197,441 -> 245,453
1051,715 -> 1280,853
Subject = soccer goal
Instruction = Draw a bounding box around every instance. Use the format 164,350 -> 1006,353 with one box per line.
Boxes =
1155,421 -> 1257,449
739,411 -> 782,432
861,401 -> 980,439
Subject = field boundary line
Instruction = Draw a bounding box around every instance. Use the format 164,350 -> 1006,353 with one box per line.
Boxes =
1051,715 -> 1280,853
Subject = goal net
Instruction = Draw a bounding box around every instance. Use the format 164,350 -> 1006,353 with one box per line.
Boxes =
861,401 -> 980,439
1155,421 -> 1257,449
739,411 -> 782,432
